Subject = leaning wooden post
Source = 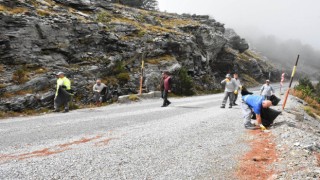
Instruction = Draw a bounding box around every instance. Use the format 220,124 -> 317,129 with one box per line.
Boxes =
282,55 -> 300,110
139,53 -> 145,95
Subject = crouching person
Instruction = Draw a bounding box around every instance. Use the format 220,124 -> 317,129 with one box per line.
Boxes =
53,72 -> 72,113
93,79 -> 107,106
241,94 -> 272,130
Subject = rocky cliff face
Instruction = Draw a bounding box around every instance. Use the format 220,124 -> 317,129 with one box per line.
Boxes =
0,0 -> 280,112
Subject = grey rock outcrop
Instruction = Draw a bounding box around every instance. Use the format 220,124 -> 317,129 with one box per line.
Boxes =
0,0 -> 280,112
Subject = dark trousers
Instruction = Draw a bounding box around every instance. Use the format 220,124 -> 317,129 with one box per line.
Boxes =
233,93 -> 238,104
264,95 -> 271,100
54,98 -> 69,110
163,90 -> 170,106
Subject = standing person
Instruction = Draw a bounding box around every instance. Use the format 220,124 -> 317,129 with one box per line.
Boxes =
159,72 -> 165,99
241,94 -> 272,130
93,79 -> 107,106
161,71 -> 172,107
232,73 -> 242,106
260,80 -> 275,100
220,74 -> 238,108
53,72 -> 71,113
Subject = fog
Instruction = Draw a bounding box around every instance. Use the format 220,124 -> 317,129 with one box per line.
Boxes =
158,0 -> 320,77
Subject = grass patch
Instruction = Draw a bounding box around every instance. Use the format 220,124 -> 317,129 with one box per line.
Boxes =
241,74 -> 259,87
145,54 -> 175,64
0,5 -> 28,14
292,89 -> 320,118
304,106 -> 316,118
110,16 -> 182,35
2,89 -> 33,98
37,9 -> 52,16
12,68 -> 30,84
35,67 -> 48,74
161,18 -> 199,28
96,11 -> 112,24
116,72 -> 130,84
0,84 -> 7,89
128,94 -> 139,101
0,65 -> 4,72
0,108 -> 50,119
237,50 -> 263,62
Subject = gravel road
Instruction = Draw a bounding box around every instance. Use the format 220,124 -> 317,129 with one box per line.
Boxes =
0,93 -> 251,179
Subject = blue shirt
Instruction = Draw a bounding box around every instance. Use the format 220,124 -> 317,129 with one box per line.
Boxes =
242,95 -> 265,114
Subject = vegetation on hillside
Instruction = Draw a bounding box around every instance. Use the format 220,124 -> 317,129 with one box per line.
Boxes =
111,0 -> 158,10
292,77 -> 320,118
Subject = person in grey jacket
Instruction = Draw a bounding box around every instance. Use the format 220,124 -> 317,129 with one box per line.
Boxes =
221,74 -> 238,108
260,80 -> 274,100
232,73 -> 242,106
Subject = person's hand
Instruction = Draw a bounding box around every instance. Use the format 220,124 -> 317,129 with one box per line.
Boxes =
225,78 -> 230,82
168,90 -> 171,93
234,90 -> 238,94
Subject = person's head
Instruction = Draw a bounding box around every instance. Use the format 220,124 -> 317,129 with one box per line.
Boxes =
266,79 -> 270,85
262,100 -> 272,108
233,73 -> 238,79
56,72 -> 64,79
96,79 -> 101,85
163,71 -> 170,78
226,74 -> 231,79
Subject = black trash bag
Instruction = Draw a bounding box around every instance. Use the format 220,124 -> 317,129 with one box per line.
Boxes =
270,95 -> 281,106
261,108 -> 281,127
55,87 -> 72,105
241,86 -> 253,96
100,87 -> 108,102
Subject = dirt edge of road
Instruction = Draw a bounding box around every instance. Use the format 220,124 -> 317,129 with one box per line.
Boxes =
236,130 -> 277,179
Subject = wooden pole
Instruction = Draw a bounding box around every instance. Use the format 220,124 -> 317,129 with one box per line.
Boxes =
282,55 -> 300,110
139,53 -> 145,95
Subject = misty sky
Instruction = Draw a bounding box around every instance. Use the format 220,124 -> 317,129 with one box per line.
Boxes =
158,0 -> 320,49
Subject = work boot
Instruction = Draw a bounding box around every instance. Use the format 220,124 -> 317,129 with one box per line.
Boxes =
245,123 -> 258,130
229,105 -> 232,108
53,109 -> 60,112
63,109 -> 69,113
220,105 -> 225,108
161,105 -> 167,107
233,103 -> 238,106
166,101 -> 171,106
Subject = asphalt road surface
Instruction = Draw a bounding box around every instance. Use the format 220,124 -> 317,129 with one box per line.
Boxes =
0,83 -> 289,179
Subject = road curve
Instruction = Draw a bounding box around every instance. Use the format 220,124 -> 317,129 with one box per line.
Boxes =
1,93 -> 251,179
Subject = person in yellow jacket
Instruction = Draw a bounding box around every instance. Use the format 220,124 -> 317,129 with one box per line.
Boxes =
53,72 -> 71,113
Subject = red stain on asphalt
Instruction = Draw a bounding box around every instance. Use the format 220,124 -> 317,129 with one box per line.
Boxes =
58,135 -> 102,148
18,148 -> 69,160
0,135 -> 106,163
316,153 -> 320,167
236,130 -> 278,180
94,138 -> 114,147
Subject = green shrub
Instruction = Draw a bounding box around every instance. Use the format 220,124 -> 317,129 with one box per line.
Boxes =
116,72 -> 130,84
12,67 -> 29,84
96,11 -> 112,24
174,67 -> 195,96
295,76 -> 314,91
113,61 -> 126,74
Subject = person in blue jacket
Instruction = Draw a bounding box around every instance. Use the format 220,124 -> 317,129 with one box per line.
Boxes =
241,94 -> 272,130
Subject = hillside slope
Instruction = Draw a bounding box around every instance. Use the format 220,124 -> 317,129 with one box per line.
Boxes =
0,0 -> 280,112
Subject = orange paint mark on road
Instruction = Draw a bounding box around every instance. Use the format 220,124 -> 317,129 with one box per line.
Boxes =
316,153 -> 320,167
18,148 -> 69,160
0,135 -> 104,164
94,138 -> 114,147
58,135 -> 102,148
236,130 -> 278,180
